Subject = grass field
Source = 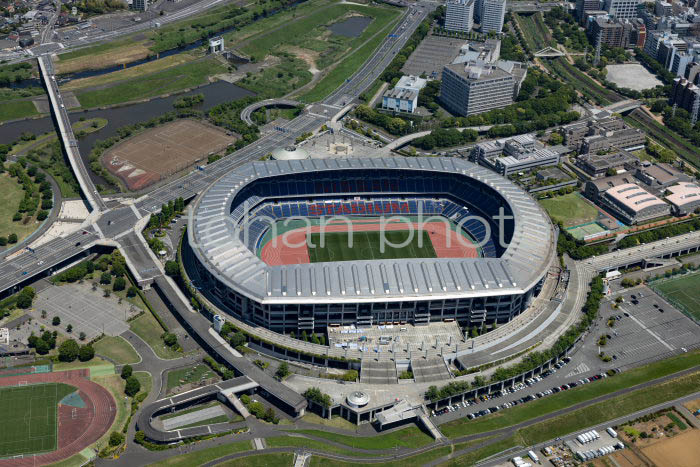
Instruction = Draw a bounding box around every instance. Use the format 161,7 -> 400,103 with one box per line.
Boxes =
130,312 -> 181,359
299,10 -> 401,103
297,426 -> 434,450
166,364 -> 216,391
148,440 -> 253,467
216,453 -> 294,467
307,447 -> 453,467
0,383 -> 76,456
308,230 -> 436,262
301,412 -> 358,430
440,349 -> 700,438
134,371 -> 152,397
72,57 -> 226,109
653,272 -> 700,321
0,99 -> 39,122
0,172 -> 41,243
539,193 -> 600,228
93,336 -> 140,365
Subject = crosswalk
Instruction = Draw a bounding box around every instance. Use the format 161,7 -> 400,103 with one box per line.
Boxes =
565,362 -> 590,378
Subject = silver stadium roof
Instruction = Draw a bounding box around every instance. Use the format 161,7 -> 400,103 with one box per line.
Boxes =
188,157 -> 555,304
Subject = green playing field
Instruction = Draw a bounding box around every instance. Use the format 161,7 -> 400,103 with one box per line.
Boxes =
653,272 -> 700,322
0,382 -> 76,457
307,230 -> 437,263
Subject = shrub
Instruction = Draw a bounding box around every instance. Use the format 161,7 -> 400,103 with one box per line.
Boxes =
52,316 -> 61,326
58,339 -> 80,362
113,277 -> 126,291
78,345 -> 94,362
100,272 -> 111,285
109,431 -> 124,447
124,376 -> 141,397
121,364 -> 133,380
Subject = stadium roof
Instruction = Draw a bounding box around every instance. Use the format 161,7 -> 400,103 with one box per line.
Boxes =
189,157 -> 555,304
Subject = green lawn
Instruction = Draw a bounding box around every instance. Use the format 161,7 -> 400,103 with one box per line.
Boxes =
539,193 -> 599,228
134,371 -> 153,397
73,58 -> 227,108
0,100 -> 39,122
308,230 -> 436,262
299,10 -> 402,103
93,336 -> 140,365
216,453 -> 294,467
0,172 -> 41,243
307,447 -> 453,467
265,436 -> 378,457
147,440 -> 253,466
177,414 -> 230,429
440,349 -> 700,438
297,426 -> 434,450
0,383 -> 76,456
166,363 -> 216,391
301,412 -> 358,430
130,312 -> 181,359
652,272 -> 700,321
160,401 -> 221,420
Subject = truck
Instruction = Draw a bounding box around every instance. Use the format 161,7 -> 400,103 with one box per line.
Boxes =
606,427 -> 618,438
527,450 -> 539,464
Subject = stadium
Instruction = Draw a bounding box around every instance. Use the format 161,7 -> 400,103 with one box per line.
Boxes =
187,157 -> 556,334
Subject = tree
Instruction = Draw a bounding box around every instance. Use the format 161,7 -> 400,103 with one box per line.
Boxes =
35,338 -> 50,355
52,316 -> 61,326
275,362 -> 290,380
78,345 -> 94,362
163,332 -> 178,347
229,332 -> 246,349
16,286 -> 35,309
127,286 -> 138,298
7,233 -> 17,244
121,364 -> 133,380
79,331 -> 86,341
100,272 -> 111,285
113,277 -> 126,291
165,261 -> 179,277
471,375 -> 486,388
58,339 -> 80,362
109,431 -> 124,447
124,376 -> 141,397
66,324 -> 73,333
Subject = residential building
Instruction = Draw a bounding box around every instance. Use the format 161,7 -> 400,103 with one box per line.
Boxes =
576,150 -> 640,178
576,0 -> 601,22
472,134 -> 561,175
480,0 -> 506,33
381,75 -> 427,113
671,78 -> 700,123
445,0 -> 474,32
600,183 -> 670,224
132,0 -> 148,11
655,0 -> 672,17
440,60 -> 527,116
603,0 -> 637,19
474,0 -> 483,23
665,182 -> 700,215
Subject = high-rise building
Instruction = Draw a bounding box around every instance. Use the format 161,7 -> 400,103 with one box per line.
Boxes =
480,0 -> 506,33
132,0 -> 148,11
576,0 -> 601,22
445,0 -> 475,32
440,60 -> 526,116
604,0 -> 637,19
474,0 -> 483,23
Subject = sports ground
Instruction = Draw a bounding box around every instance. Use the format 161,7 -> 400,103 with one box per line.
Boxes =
0,383 -> 75,457
258,217 -> 480,266
653,272 -> 700,322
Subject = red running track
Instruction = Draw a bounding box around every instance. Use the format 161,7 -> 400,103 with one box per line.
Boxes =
260,220 -> 478,265
0,369 -> 116,466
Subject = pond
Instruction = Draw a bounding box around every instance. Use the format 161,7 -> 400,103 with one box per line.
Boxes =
0,80 -> 255,187
328,15 -> 372,38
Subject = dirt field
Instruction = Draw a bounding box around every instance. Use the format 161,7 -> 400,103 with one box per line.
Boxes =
684,398 -> 700,414
610,450 -> 646,467
102,119 -> 236,191
641,428 -> 700,467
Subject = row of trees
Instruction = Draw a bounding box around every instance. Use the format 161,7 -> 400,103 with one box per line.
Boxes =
618,217 -> 700,250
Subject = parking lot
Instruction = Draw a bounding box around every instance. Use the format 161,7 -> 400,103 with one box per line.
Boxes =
34,283 -> 139,340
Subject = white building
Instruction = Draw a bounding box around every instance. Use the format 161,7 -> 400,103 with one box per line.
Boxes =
481,0 -> 506,33
445,0 -> 475,32
382,75 -> 427,113
604,0 -> 637,19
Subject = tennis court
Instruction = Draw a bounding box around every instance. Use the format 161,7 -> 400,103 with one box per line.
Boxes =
0,382 -> 76,456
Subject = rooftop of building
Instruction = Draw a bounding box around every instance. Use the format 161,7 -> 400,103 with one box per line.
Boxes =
578,150 -> 639,170
666,182 -> 700,206
604,183 -> 667,212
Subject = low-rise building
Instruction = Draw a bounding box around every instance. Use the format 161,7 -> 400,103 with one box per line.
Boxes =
635,162 -> 689,191
665,182 -> 700,215
576,150 -> 640,178
381,75 -> 427,113
581,127 -> 646,154
472,134 -> 560,175
600,183 -> 670,224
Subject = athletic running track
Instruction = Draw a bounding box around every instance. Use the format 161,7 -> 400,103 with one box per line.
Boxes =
0,369 -> 116,466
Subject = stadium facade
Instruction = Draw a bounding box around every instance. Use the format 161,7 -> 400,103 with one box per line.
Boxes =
188,157 -> 556,333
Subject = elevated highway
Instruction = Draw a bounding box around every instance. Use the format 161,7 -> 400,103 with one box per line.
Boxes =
37,55 -> 106,212
240,99 -> 302,126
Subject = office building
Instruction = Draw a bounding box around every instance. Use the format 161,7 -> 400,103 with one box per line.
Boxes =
445,0 -> 475,32
473,134 -> 560,176
576,150 -> 640,178
440,60 -> 526,116
576,0 -> 601,22
604,0 -> 638,19
480,0 -> 506,33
